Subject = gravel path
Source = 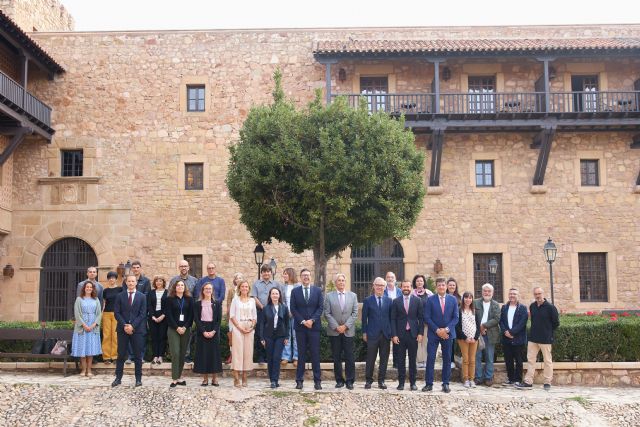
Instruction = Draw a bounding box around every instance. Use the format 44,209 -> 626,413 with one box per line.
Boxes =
0,373 -> 638,426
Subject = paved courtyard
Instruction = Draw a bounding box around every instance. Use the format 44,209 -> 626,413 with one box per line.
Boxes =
0,372 -> 638,426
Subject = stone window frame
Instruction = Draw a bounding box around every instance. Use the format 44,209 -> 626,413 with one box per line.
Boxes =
60,149 -> 83,177
176,247 -> 207,279
184,162 -> 204,191
571,244 -> 617,310
178,155 -> 209,191
469,152 -> 502,192
574,150 -> 606,191
179,76 -> 212,116
465,243 -> 511,302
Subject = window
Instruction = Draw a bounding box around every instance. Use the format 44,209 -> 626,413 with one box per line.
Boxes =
360,77 -> 388,113
473,253 -> 503,303
468,76 -> 496,113
187,85 -> 205,112
579,253 -> 608,302
351,238 -> 404,302
61,150 -> 83,177
475,160 -> 494,187
185,163 -> 204,190
183,254 -> 203,279
571,75 -> 598,112
580,159 -> 599,186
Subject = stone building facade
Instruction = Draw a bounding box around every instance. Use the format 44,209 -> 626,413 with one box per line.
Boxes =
0,0 -> 638,320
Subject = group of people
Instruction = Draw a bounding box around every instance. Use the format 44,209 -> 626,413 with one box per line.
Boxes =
70,260 -> 559,391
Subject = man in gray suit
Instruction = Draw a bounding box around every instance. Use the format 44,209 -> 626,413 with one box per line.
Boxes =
324,273 -> 359,390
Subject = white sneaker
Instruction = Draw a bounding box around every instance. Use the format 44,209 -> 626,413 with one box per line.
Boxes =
470,381 -> 477,388
417,362 -> 425,369
450,362 -> 456,369
463,380 -> 471,388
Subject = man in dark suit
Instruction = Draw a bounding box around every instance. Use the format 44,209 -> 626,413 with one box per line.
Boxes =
361,277 -> 392,390
112,274 -> 147,387
290,268 -> 324,390
391,279 -> 424,391
423,277 -> 459,393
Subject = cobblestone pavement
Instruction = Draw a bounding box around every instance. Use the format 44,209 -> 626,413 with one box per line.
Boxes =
0,372 -> 638,427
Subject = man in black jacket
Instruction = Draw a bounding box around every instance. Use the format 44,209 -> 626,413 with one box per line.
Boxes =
515,287 -> 559,391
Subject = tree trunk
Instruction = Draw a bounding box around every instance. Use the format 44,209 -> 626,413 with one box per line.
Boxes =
313,245 -> 328,291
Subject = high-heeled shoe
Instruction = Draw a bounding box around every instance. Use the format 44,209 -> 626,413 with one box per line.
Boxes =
201,380 -> 208,387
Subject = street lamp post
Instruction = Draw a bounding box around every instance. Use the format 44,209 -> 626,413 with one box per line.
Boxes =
253,244 -> 265,280
543,237 -> 557,305
488,257 -> 498,288
269,257 -> 277,279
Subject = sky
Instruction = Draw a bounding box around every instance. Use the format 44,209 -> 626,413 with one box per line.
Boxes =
60,0 -> 638,32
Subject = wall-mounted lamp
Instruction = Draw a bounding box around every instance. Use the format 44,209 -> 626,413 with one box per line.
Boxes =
433,259 -> 443,274
338,68 -> 347,83
3,264 -> 14,278
442,67 -> 451,81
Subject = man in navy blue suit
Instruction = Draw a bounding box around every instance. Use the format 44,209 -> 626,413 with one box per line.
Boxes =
112,274 -> 147,387
391,279 -> 424,391
361,277 -> 392,390
290,268 -> 324,390
423,277 -> 459,393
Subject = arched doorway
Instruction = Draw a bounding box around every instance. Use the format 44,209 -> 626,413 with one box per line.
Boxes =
39,238 -> 98,321
351,238 -> 404,302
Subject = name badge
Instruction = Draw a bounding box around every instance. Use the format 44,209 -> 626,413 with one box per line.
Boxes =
179,314 -> 184,322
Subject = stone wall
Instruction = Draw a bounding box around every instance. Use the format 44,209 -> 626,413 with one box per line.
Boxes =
0,24 -> 639,320
0,0 -> 74,32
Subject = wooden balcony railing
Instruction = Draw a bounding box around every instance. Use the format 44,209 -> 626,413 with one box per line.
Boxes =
0,70 -> 52,128
332,91 -> 640,116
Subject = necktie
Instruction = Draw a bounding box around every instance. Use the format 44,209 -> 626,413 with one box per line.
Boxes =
304,286 -> 309,302
377,297 -> 382,309
404,297 -> 410,330
128,292 -> 133,306
440,296 -> 445,314
339,293 -> 345,310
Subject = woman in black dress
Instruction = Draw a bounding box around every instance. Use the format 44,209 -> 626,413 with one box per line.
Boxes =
193,283 -> 222,386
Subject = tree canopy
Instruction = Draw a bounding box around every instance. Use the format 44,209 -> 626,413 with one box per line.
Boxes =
226,70 -> 425,287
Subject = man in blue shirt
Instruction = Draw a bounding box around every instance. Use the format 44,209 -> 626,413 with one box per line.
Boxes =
195,263 -> 226,302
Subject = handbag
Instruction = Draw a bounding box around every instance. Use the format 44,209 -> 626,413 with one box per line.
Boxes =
50,340 -> 68,356
477,335 -> 486,351
30,328 -> 47,354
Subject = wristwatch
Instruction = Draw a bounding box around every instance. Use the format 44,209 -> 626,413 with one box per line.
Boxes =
445,327 -> 450,333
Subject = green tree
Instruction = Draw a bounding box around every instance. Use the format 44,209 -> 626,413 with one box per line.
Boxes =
226,70 -> 425,288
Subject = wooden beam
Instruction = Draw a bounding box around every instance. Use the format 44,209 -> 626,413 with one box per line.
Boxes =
429,128 -> 445,186
532,126 -> 556,185
0,127 -> 30,166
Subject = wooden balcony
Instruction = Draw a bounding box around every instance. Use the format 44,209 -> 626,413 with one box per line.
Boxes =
333,91 -> 640,132
0,70 -> 53,137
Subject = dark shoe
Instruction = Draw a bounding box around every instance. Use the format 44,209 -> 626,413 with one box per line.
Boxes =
314,382 -> 322,390
295,381 -> 303,390
515,382 -> 532,389
211,382 -> 219,387
169,382 -> 177,388
335,381 -> 345,388
422,384 -> 432,392
270,381 -> 277,389
135,381 -> 142,387
485,379 -> 493,387
442,384 -> 450,393
396,383 -> 405,391
177,381 -> 186,386
201,381 -> 208,387
346,382 -> 354,390
503,380 -> 515,386
378,382 -> 387,390
543,383 -> 551,391
474,378 -> 483,386
410,384 -> 418,391
275,382 -> 280,388
185,357 -> 193,364
364,382 -> 372,389
111,379 -> 121,387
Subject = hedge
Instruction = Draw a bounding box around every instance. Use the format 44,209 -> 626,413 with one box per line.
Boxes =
2,314 -> 639,362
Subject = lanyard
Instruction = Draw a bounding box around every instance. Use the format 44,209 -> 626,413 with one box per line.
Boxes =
178,297 -> 185,315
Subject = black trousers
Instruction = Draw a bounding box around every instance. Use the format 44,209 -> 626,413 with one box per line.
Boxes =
148,313 -> 168,357
503,343 -> 525,382
397,329 -> 418,385
254,309 -> 267,362
296,328 -> 321,382
329,334 -> 355,384
365,333 -> 390,384
115,331 -> 144,381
